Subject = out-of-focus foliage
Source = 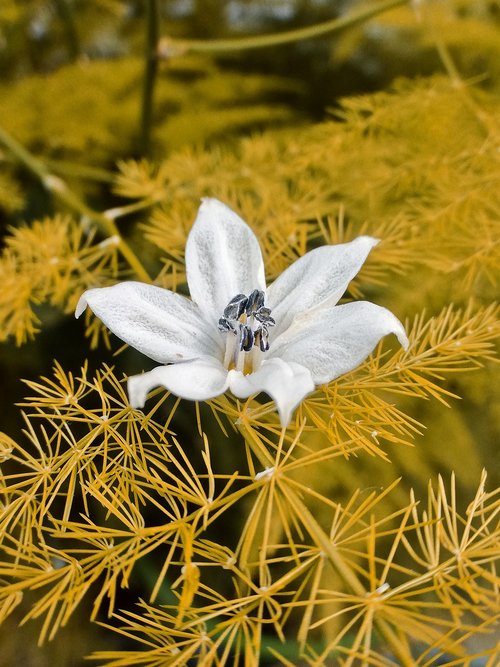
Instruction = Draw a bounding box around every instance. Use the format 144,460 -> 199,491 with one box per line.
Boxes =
0,55 -> 302,166
332,0 -> 500,91
0,0 -> 499,665
2,1 -> 500,156
0,169 -> 23,213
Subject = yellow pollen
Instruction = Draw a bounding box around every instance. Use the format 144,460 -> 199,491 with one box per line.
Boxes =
227,356 -> 254,375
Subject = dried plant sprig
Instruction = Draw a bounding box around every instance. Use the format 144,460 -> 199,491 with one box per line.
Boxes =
82,473 -> 499,666
0,216 -> 121,344
0,126 -> 150,283
2,368 -> 499,660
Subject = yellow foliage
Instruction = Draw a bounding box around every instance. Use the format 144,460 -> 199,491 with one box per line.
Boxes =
0,39 -> 499,667
0,55 -> 302,164
0,169 -> 23,213
0,216 -> 119,343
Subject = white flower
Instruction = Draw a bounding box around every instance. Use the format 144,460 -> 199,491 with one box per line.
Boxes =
76,198 -> 408,426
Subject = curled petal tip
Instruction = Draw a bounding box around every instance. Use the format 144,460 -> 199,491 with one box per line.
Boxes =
75,294 -> 88,319
357,235 -> 380,248
397,327 -> 410,351
127,374 -> 146,409
390,313 -> 410,351
199,196 -> 223,211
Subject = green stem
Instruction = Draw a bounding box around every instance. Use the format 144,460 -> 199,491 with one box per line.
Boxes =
0,126 -> 151,283
52,0 -> 80,61
140,0 -> 161,155
162,0 -> 408,55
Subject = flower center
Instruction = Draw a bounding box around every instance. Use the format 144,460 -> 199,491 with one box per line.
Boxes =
218,289 -> 275,373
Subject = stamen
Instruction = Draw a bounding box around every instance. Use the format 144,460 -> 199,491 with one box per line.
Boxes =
223,294 -> 248,320
218,317 -> 235,333
219,290 -> 276,373
239,324 -> 254,352
254,308 -> 275,326
254,327 -> 270,352
246,289 -> 265,314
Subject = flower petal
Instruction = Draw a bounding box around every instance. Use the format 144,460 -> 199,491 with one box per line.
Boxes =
76,281 -> 221,363
128,357 -> 229,408
266,236 -> 379,337
185,198 -> 266,323
228,359 -> 315,427
272,301 -> 408,384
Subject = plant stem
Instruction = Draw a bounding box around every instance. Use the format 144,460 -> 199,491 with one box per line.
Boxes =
282,484 -> 366,596
0,126 -> 151,283
283,484 -> 417,665
52,0 -> 80,61
140,0 -> 161,156
161,0 -> 408,55
428,24 -> 498,138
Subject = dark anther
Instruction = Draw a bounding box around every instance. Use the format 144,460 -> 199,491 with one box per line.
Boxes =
255,327 -> 270,352
224,294 -> 248,320
239,325 -> 254,352
220,290 -> 274,353
218,317 -> 236,333
254,307 -> 275,326
246,289 -> 265,315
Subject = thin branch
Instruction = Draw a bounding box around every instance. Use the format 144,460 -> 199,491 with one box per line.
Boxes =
430,30 -> 499,138
52,0 -> 80,61
140,0 -> 161,156
159,0 -> 408,56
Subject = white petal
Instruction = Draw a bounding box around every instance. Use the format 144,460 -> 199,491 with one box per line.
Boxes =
272,301 -> 408,384
185,198 -> 266,323
76,281 -> 221,363
266,236 -> 379,337
228,359 -> 315,427
127,357 -> 229,408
